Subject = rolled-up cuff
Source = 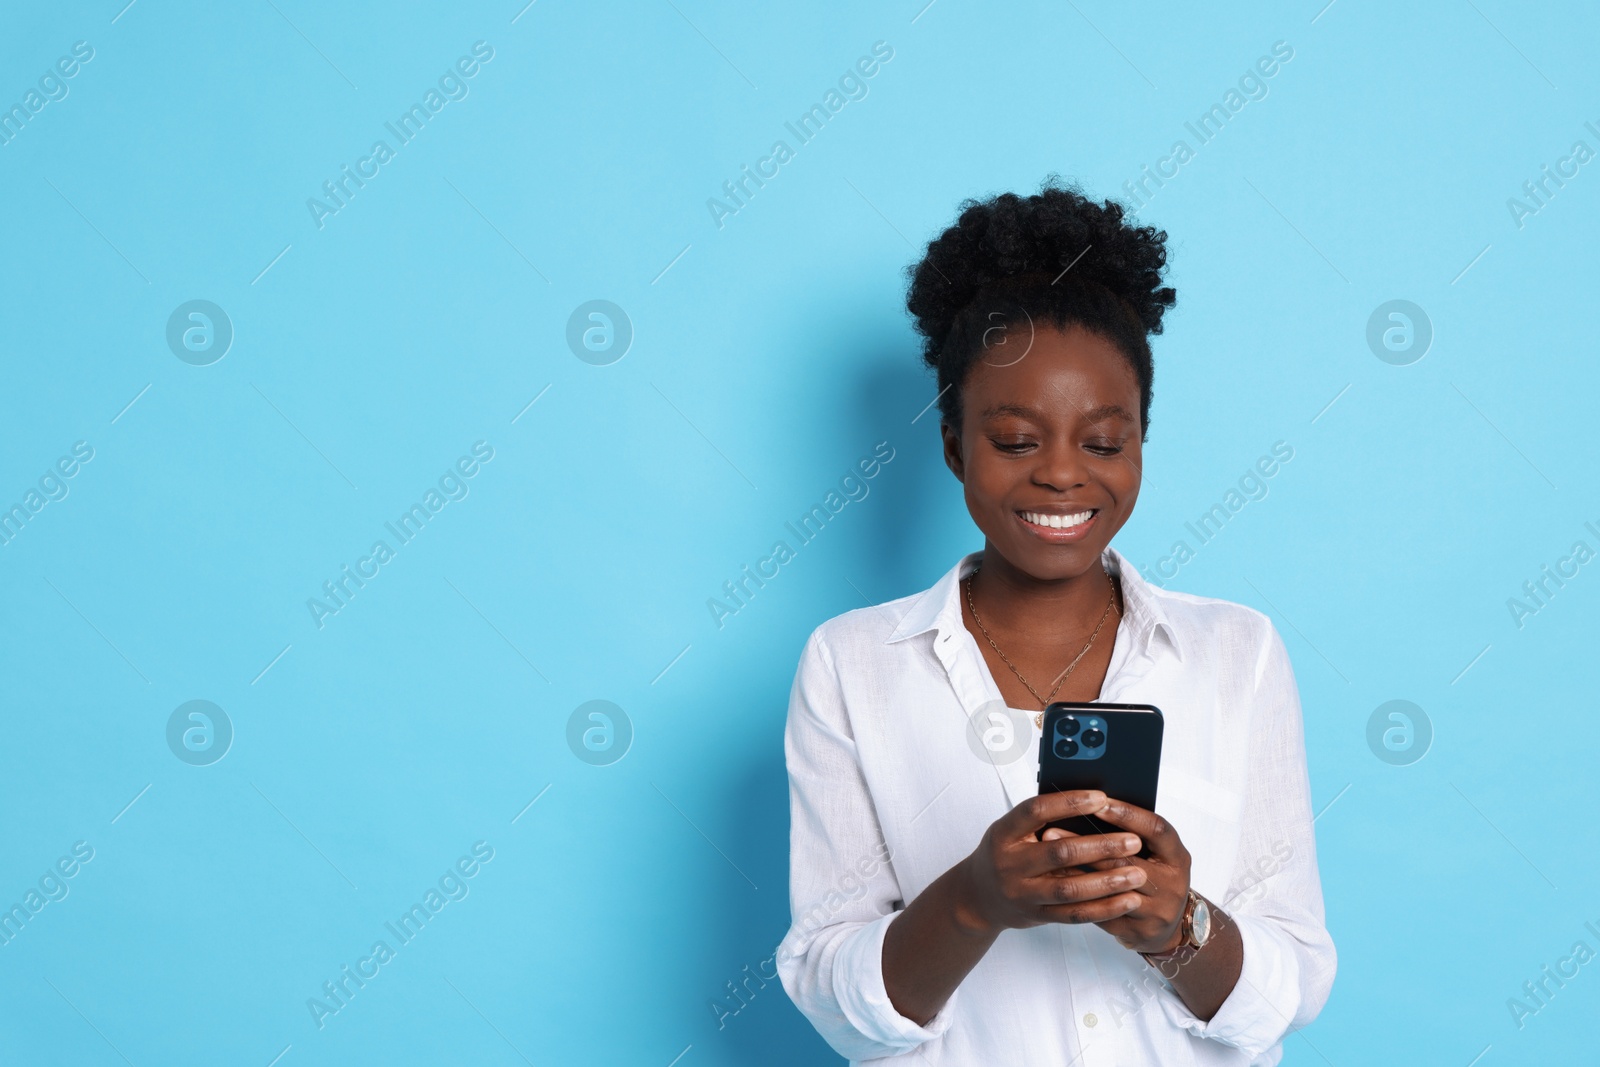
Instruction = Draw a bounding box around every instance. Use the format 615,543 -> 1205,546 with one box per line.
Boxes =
1156,911 -> 1300,1060
832,911 -> 959,1054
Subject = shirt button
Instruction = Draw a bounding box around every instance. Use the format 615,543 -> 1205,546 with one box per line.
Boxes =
1083,1013 -> 1098,1028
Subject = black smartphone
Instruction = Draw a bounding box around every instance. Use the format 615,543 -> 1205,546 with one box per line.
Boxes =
1036,702 -> 1164,848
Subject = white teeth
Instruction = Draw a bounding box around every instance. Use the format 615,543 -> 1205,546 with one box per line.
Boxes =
1023,510 -> 1093,529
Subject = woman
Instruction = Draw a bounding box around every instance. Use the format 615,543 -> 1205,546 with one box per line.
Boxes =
776,182 -> 1335,1065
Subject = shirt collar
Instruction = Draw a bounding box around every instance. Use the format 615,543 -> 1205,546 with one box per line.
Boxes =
884,545 -> 1185,662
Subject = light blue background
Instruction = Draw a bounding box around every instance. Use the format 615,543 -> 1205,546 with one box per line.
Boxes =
2,1 -> 1597,1063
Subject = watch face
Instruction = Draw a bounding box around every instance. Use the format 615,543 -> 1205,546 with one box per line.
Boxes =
1191,897 -> 1212,946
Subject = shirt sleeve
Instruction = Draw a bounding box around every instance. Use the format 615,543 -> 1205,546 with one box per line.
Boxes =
775,628 -> 958,1061
1155,617 -> 1338,1060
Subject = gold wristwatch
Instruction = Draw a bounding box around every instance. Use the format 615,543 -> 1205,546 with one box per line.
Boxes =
1140,889 -> 1213,965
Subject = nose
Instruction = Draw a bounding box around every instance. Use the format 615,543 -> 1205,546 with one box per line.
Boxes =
1031,437 -> 1089,492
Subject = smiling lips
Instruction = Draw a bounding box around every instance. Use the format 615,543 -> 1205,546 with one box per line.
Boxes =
1018,508 -> 1098,541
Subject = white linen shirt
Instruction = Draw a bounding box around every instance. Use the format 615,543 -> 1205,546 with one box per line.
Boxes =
776,547 -> 1335,1066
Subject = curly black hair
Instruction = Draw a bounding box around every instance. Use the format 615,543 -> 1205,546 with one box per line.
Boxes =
904,176 -> 1176,438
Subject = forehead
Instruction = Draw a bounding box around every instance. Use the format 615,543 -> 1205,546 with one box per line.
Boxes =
964,325 -> 1139,419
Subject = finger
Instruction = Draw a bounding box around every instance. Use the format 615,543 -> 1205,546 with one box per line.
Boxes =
1021,827 -> 1142,877
1044,849 -> 1136,877
1064,855 -> 1136,877
1036,890 -> 1144,925
1035,825 -> 1083,871
1090,800 -> 1186,864
1039,826 -> 1120,861
1023,865 -> 1147,909
1004,791 -> 1109,839
1100,856 -> 1164,897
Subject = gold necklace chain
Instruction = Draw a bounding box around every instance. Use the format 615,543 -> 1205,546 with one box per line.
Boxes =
964,559 -> 1122,728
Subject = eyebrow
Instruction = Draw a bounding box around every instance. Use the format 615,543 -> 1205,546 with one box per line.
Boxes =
979,402 -> 1136,424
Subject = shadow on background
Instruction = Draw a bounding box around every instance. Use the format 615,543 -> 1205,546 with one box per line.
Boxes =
856,351 -> 960,606
709,340 -> 951,1064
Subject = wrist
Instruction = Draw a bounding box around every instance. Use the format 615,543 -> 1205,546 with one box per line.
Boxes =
947,857 -> 1003,940
1140,923 -> 1186,959
1139,889 -> 1215,963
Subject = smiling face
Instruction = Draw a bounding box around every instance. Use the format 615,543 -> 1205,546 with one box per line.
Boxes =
941,323 -> 1144,582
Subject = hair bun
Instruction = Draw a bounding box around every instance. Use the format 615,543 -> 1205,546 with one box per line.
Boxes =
906,176 -> 1175,360
903,176 -> 1177,435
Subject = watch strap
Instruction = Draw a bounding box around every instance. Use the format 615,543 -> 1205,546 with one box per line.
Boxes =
1139,889 -> 1200,963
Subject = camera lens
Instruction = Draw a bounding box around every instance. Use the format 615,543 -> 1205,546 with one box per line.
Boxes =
1081,728 -> 1105,748
1057,716 -> 1080,738
1054,738 -> 1079,759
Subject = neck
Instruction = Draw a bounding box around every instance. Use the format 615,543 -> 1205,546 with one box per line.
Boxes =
968,544 -> 1119,640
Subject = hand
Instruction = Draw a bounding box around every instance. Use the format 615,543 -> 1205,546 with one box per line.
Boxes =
954,791 -> 1149,937
1042,798 -> 1192,955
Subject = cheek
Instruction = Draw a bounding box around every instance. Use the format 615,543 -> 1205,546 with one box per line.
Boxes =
1105,457 -> 1142,512
1087,450 -> 1142,536
959,463 -> 1015,539
1114,450 -> 1143,495
960,453 -> 1011,512
1112,481 -> 1140,524
962,476 -> 994,519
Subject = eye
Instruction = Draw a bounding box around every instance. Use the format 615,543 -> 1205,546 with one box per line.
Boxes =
1085,440 -> 1124,456
990,437 -> 1034,454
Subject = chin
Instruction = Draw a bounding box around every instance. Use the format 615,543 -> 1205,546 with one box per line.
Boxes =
994,537 -> 1106,581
